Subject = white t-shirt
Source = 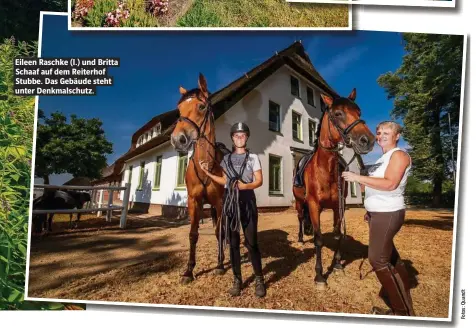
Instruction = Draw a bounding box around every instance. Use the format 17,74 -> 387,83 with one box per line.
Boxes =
364,147 -> 411,212
220,152 -> 261,188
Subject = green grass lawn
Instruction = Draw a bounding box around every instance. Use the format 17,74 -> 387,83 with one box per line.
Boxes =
72,0 -> 349,28
177,0 -> 349,27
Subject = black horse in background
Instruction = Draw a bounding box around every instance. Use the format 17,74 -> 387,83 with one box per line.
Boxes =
32,189 -> 91,233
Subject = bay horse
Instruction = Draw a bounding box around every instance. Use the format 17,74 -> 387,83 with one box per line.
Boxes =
170,73 -> 227,284
293,89 -> 375,289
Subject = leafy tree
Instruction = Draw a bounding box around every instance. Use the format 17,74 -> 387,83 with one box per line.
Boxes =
378,33 -> 464,207
35,110 -> 113,184
0,0 -> 67,42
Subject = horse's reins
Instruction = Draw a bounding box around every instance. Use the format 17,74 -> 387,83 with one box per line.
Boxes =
317,104 -> 365,265
178,96 -> 246,262
222,150 -> 250,249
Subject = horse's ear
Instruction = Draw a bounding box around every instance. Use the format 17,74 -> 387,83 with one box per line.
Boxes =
321,93 -> 334,107
198,73 -> 209,97
179,86 -> 187,95
348,88 -> 357,101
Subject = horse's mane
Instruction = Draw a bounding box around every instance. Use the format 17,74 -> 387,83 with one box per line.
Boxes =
312,104 -> 327,151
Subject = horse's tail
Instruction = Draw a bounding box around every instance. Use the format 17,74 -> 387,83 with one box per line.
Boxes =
211,207 -> 218,227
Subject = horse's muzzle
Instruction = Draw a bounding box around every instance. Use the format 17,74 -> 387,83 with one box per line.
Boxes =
352,135 -> 375,155
171,132 -> 192,152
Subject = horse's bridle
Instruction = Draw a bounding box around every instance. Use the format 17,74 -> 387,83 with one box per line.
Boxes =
177,96 -> 214,146
319,104 -> 366,153
176,96 -> 222,188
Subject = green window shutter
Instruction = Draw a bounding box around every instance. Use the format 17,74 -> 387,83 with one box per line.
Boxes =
269,155 -> 282,194
292,112 -> 302,141
154,156 -> 162,188
138,162 -> 145,190
177,153 -> 188,187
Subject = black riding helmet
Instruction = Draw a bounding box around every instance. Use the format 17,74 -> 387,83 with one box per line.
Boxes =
230,122 -> 250,138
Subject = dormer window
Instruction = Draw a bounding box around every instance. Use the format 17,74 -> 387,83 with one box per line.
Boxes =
156,122 -> 162,135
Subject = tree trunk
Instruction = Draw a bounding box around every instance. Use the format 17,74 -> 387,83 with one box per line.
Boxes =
43,175 -> 50,185
432,176 -> 443,208
431,102 -> 444,208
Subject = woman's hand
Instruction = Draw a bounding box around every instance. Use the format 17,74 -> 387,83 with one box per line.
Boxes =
199,160 -> 210,175
364,212 -> 370,223
341,171 -> 361,183
237,181 -> 248,190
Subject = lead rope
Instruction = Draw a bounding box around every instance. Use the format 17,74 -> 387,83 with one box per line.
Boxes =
221,150 -> 249,252
338,152 -> 374,281
336,149 -> 360,270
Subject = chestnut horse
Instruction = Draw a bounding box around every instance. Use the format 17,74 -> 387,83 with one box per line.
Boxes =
293,89 -> 375,289
170,73 -> 227,284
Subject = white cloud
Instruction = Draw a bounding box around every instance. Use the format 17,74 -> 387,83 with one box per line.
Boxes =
318,46 -> 368,80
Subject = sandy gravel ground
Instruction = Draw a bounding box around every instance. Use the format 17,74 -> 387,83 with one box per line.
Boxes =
28,207 -> 454,318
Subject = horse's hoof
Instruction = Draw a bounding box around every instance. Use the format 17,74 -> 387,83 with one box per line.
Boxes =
180,276 -> 194,285
214,268 -> 226,275
334,263 -> 344,271
315,281 -> 328,290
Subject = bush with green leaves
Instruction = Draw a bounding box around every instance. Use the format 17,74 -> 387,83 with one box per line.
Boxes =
0,37 -> 84,310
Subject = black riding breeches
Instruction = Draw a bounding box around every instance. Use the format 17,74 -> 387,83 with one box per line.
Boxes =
227,190 -> 263,278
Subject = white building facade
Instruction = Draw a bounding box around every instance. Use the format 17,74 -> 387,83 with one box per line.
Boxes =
117,64 -> 363,213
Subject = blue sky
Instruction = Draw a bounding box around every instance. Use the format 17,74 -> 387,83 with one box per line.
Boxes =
38,15 -> 408,183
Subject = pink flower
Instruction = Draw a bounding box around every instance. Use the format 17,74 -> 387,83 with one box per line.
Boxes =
146,0 -> 169,17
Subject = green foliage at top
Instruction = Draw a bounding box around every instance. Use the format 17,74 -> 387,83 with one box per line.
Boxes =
0,0 -> 67,42
378,33 -> 464,206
